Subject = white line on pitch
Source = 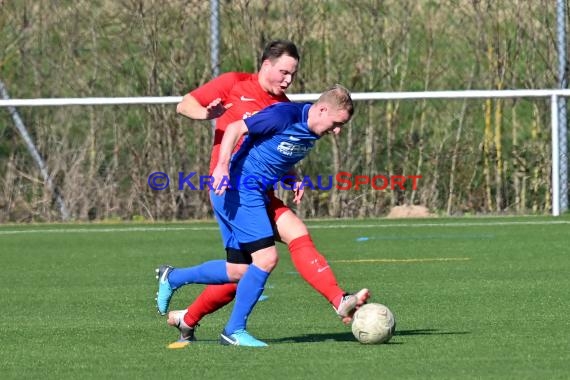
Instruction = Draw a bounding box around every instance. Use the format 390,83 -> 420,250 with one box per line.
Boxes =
0,219 -> 568,236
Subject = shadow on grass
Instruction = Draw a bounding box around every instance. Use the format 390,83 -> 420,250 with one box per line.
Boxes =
267,329 -> 470,344
269,332 -> 356,343
396,329 -> 470,336
182,329 -> 470,346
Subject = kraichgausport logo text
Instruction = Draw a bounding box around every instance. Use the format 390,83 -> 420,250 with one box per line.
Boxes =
147,171 -> 421,191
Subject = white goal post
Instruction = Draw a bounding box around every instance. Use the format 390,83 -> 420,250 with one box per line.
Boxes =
1,89 -> 568,216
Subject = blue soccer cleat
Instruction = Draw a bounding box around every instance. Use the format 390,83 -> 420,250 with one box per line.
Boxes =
155,265 -> 176,315
220,329 -> 268,347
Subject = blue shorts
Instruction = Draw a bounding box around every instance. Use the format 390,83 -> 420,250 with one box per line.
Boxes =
210,189 -> 275,255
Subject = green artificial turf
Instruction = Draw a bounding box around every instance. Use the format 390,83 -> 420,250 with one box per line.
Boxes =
1,216 -> 569,379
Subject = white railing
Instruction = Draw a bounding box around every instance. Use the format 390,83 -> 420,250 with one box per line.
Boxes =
3,89 -> 570,105
1,89 -> 568,216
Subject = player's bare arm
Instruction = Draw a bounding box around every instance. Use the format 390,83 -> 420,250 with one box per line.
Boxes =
291,180 -> 305,204
176,94 -> 232,120
212,120 -> 249,195
282,169 -> 305,204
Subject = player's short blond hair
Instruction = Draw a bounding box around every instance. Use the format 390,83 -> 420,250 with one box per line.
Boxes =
317,84 -> 354,118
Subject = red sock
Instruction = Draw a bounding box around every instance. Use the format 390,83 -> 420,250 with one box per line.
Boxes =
288,235 -> 345,308
184,283 -> 237,327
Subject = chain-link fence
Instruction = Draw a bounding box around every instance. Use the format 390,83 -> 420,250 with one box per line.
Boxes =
0,0 -> 567,221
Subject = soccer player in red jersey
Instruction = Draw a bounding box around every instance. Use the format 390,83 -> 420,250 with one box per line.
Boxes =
159,40 -> 369,345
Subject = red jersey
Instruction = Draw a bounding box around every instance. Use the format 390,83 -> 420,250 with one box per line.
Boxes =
190,72 -> 290,174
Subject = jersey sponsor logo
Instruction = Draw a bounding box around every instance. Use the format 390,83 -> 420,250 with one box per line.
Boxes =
277,141 -> 312,156
240,96 -> 256,102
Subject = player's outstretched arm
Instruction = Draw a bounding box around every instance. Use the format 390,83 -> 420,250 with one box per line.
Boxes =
176,94 -> 232,120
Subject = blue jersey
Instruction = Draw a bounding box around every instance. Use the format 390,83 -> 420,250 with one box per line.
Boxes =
229,102 -> 318,190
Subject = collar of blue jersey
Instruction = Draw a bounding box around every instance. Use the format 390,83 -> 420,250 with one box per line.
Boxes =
302,103 -> 311,123
302,103 -> 320,138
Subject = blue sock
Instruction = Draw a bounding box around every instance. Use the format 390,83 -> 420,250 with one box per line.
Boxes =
224,264 -> 270,334
168,260 -> 230,289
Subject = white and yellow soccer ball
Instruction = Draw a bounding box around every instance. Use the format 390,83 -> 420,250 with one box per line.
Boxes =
351,303 -> 396,344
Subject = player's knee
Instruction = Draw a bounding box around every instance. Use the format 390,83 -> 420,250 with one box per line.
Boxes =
226,263 -> 248,282
264,252 -> 279,271
251,247 -> 279,272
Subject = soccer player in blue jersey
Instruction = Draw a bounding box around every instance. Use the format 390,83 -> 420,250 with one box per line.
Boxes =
161,85 -> 354,347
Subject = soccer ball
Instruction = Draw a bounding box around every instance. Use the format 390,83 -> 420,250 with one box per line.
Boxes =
351,303 -> 396,344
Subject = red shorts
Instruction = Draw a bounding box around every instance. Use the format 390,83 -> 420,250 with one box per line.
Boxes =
267,190 -> 290,222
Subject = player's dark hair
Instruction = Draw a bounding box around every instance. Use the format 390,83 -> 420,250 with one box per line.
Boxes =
260,40 -> 300,65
